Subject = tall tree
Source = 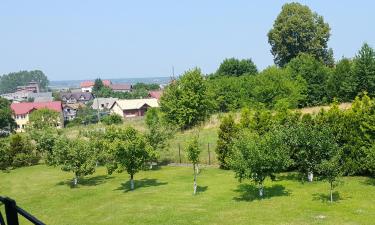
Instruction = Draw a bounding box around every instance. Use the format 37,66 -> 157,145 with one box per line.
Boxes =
287,53 -> 330,106
92,78 -> 104,93
0,97 -> 16,131
353,43 -> 375,95
216,58 -> 258,77
268,2 -> 332,67
104,126 -> 152,190
186,135 -> 201,195
52,137 -> 97,186
216,114 -> 238,169
28,108 -> 60,130
160,68 -> 213,129
8,134 -> 39,168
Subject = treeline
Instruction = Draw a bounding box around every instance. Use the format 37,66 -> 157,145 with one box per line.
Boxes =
0,70 -> 49,94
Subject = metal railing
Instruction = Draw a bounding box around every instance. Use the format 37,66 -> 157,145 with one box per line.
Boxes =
0,197 -> 45,225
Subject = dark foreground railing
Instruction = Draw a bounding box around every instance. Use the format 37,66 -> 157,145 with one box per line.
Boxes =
0,197 -> 45,225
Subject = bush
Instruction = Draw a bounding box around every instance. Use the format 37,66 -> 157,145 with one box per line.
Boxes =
101,114 -> 123,125
7,134 -> 40,168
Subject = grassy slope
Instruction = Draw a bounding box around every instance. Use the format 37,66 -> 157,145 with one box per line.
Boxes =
1,165 -> 374,225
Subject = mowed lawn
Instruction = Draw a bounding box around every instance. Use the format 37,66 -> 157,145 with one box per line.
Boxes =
1,165 -> 375,225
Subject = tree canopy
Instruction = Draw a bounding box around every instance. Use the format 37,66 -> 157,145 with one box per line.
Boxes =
0,97 -> 16,131
0,70 -> 49,94
268,2 -> 332,67
216,58 -> 258,76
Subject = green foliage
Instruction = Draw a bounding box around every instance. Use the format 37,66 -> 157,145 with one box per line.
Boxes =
251,66 -> 306,108
68,105 -> 98,126
268,2 -> 331,67
8,134 -> 39,168
0,70 -> 49,94
93,78 -> 104,93
0,137 -> 11,170
101,114 -> 123,125
287,53 -> 330,106
231,129 -> 291,196
216,114 -> 238,169
132,82 -> 160,91
353,43 -> 375,95
216,58 -> 258,77
0,97 -> 16,131
52,136 -> 96,184
366,145 -> 375,177
186,135 -> 201,166
318,153 -> 343,202
28,108 -> 60,130
103,126 -> 152,189
30,129 -> 58,165
327,58 -> 358,101
160,68 -> 213,129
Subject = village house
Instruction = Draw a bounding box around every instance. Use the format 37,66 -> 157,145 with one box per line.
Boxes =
148,90 -> 163,100
80,80 -> 111,92
59,92 -> 94,104
10,101 -> 63,132
109,84 -> 132,93
110,98 -> 159,118
62,103 -> 85,121
92,97 -> 118,111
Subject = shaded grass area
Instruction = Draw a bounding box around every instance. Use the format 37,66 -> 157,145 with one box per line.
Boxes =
1,165 -> 375,225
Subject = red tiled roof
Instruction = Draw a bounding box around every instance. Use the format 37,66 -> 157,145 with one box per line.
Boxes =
11,101 -> 62,115
149,91 -> 163,100
80,80 -> 111,88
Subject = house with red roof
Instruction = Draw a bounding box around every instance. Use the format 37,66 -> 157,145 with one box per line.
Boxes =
10,101 -> 63,132
80,80 -> 111,93
148,90 -> 163,100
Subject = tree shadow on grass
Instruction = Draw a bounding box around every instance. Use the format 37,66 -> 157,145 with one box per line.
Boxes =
196,185 -> 208,194
115,178 -> 168,192
312,191 -> 346,203
56,175 -> 114,188
233,183 -> 290,201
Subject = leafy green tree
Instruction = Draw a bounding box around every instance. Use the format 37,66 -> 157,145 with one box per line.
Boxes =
318,153 -> 342,203
327,58 -> 358,101
186,135 -> 201,195
145,108 -> 173,168
28,108 -> 60,130
132,82 -> 160,91
366,145 -> 375,177
0,97 -> 16,131
251,66 -> 307,108
216,58 -> 258,76
231,129 -> 291,197
8,134 -> 39,168
216,114 -> 238,169
31,129 -> 58,165
287,53 -> 330,106
101,114 -> 123,125
0,137 -> 10,170
0,70 -> 49,94
160,68 -> 213,129
104,126 -> 152,190
53,137 -> 96,186
68,105 -> 98,126
353,43 -> 375,95
92,78 -> 104,93
268,2 -> 332,67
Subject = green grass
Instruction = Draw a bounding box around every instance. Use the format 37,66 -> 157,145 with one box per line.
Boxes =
1,165 -> 374,225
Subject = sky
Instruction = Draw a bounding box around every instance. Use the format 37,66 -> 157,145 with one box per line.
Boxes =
0,0 -> 374,81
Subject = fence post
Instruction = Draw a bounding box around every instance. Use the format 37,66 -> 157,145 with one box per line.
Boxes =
4,197 -> 19,225
178,143 -> 182,164
208,143 -> 211,165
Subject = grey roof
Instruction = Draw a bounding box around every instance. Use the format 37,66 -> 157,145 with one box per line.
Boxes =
34,97 -> 54,102
60,92 -> 94,101
92,97 -> 118,110
28,92 -> 52,98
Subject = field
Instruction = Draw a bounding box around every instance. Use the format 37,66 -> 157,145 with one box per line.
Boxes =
1,165 -> 374,225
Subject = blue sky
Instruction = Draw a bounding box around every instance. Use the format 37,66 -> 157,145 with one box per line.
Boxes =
0,0 -> 374,81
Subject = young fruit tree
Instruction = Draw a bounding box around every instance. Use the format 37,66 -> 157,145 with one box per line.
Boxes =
186,135 -> 201,195
104,126 -> 152,190
318,153 -> 342,203
52,136 -> 96,186
231,130 -> 291,197
216,114 -> 238,169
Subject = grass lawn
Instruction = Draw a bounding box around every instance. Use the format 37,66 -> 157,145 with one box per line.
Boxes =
1,165 -> 374,225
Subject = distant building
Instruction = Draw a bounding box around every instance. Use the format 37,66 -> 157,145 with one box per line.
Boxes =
28,92 -> 53,102
110,98 -> 159,118
148,90 -> 163,100
16,81 -> 40,93
59,92 -> 94,104
92,97 -> 118,111
1,81 -> 42,102
110,84 -> 132,93
63,103 -> 85,121
80,80 -> 111,93
10,101 -> 63,132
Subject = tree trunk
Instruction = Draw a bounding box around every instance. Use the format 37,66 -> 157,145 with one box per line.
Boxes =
73,175 -> 78,186
259,184 -> 264,197
193,164 -> 197,195
196,164 -> 199,174
130,174 -> 134,190
149,162 -> 153,170
308,171 -> 314,182
330,182 -> 333,203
